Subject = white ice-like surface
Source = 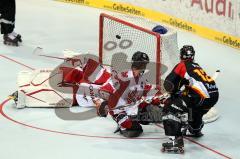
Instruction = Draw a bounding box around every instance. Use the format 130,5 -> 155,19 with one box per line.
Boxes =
0,0 -> 240,159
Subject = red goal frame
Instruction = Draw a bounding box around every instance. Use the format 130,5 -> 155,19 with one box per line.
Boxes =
99,13 -> 161,85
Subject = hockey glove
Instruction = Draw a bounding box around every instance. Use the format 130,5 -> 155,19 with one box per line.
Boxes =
96,101 -> 108,117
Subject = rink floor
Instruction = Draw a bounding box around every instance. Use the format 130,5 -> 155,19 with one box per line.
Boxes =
0,0 -> 240,159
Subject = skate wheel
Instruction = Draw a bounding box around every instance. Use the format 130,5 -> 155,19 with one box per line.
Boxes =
161,147 -> 165,152
179,148 -> 184,154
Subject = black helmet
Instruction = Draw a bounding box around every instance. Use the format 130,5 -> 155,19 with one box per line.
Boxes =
131,51 -> 149,69
180,45 -> 195,60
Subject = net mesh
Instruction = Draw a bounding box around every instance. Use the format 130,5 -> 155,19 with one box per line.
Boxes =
99,13 -> 179,91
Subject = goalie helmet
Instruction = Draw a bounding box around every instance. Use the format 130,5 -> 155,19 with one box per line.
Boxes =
180,45 -> 195,60
131,51 -> 149,70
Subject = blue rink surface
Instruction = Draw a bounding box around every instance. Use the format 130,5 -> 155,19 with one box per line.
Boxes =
0,0 -> 240,159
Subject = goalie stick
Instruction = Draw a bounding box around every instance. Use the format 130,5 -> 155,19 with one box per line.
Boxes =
33,47 -> 68,60
33,47 -> 84,68
32,47 -> 112,67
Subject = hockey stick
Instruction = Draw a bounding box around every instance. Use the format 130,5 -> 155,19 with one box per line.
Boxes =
109,70 -> 220,111
33,47 -> 67,60
33,47 -> 112,67
33,47 -> 86,67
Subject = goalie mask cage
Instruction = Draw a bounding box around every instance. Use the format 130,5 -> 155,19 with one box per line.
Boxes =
99,13 -> 179,91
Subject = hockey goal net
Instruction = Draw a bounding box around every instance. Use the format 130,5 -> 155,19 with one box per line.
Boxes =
98,13 -> 219,123
99,13 -> 178,88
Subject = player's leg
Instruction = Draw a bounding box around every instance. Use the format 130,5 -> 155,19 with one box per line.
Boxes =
112,112 -> 143,138
0,0 -> 15,34
161,97 -> 185,153
181,92 -> 205,137
0,0 -> 22,46
201,92 -> 219,116
186,106 -> 204,137
183,91 -> 219,137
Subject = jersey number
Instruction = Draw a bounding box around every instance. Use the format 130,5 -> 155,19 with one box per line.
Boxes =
193,69 -> 213,83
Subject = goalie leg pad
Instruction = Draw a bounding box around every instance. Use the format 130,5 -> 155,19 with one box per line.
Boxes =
16,86 -> 73,108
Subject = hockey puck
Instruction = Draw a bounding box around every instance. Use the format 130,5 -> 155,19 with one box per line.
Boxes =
116,35 -> 121,39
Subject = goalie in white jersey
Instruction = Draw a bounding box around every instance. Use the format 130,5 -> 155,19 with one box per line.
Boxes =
96,51 -> 163,138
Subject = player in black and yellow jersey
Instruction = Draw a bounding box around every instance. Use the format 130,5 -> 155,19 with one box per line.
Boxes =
161,45 -> 219,153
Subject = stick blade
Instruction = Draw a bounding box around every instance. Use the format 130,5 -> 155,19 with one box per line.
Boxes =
212,70 -> 220,80
33,47 -> 44,55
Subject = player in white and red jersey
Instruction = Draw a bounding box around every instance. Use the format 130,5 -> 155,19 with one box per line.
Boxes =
97,51 -> 163,138
10,51 -> 163,133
